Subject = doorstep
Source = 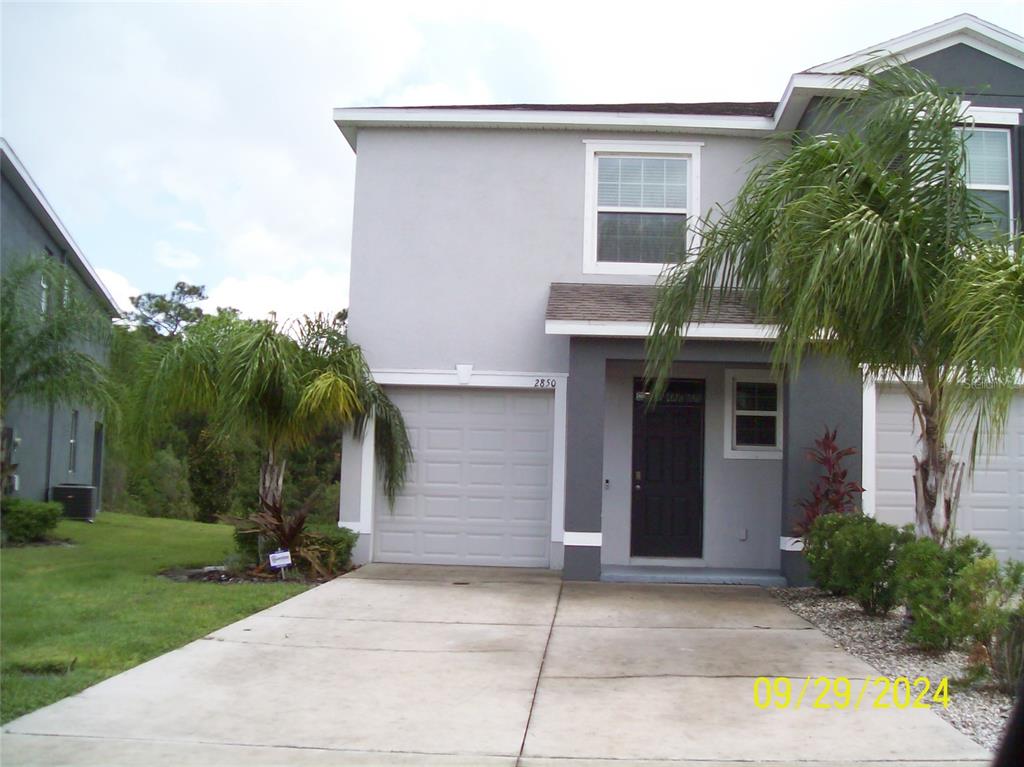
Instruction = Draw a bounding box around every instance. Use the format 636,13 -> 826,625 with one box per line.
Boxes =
600,565 -> 787,586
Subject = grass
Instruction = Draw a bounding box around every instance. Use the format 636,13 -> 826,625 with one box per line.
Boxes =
0,513 -> 307,723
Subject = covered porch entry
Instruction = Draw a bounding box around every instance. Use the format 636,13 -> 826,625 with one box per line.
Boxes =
546,283 -> 864,584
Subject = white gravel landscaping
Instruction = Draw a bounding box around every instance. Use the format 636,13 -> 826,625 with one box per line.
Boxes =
770,586 -> 1014,751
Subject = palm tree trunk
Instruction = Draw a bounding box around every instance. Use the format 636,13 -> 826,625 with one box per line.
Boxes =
912,403 -> 964,544
259,447 -> 286,512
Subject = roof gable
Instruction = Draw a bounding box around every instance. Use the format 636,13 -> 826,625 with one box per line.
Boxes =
806,13 -> 1024,74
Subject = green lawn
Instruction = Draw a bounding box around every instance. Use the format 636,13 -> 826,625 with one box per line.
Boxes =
0,513 -> 307,723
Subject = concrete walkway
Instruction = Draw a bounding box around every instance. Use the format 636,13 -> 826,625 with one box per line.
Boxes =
2,564 -> 992,766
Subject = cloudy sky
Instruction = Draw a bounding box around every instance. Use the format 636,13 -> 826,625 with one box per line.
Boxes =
3,1 -> 1021,319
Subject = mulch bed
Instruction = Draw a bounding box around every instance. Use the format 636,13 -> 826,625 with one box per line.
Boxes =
158,565 -> 354,585
770,586 -> 1014,751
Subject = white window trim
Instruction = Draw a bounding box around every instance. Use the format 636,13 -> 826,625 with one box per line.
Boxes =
347,367 -> 569,554
583,139 -> 702,276
723,369 -> 783,460
962,125 -> 1015,237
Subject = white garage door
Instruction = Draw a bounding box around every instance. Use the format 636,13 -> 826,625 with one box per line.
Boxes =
374,387 -> 554,567
875,385 -> 1024,560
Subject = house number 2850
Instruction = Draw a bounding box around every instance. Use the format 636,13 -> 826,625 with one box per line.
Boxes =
534,378 -> 557,389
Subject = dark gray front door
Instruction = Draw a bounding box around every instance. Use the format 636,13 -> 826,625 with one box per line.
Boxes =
630,379 -> 704,558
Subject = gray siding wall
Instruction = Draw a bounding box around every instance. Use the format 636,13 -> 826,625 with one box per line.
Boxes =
911,44 -> 1024,230
1,175 -> 107,506
346,127 -> 770,374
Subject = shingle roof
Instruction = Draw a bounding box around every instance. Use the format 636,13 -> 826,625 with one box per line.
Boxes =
364,102 -> 779,117
545,283 -> 761,325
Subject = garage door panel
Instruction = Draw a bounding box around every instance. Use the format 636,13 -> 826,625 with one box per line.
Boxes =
375,387 -> 553,567
426,428 -> 463,450
875,386 -> 1024,561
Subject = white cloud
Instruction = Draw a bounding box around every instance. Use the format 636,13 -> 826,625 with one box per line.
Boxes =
95,267 -> 140,315
154,240 -> 201,270
203,266 -> 350,322
173,219 -> 205,233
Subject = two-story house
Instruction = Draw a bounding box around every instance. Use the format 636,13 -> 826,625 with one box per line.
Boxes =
1,139 -> 119,514
334,14 -> 1024,582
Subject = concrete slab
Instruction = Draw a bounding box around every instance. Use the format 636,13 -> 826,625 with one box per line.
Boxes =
521,760 -> 990,767
266,573 -> 560,626
346,563 -> 561,584
557,582 -> 812,629
0,734 -> 516,766
523,675 -> 990,763
210,613 -> 547,654
6,632 -> 541,757
543,625 -> 878,679
3,569 -> 994,766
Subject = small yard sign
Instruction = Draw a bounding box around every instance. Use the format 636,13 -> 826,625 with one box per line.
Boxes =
268,549 -> 292,569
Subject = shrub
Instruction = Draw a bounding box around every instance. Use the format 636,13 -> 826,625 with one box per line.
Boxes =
991,609 -> 1024,694
895,535 -> 993,650
125,448 -> 196,519
1,498 -> 63,544
307,524 -> 359,570
793,427 -> 864,536
804,512 -> 862,594
830,515 -> 913,615
187,429 -> 237,523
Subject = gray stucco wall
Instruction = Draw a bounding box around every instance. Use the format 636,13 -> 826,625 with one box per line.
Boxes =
780,354 -> 864,584
346,127 -> 772,374
1,175 -> 107,507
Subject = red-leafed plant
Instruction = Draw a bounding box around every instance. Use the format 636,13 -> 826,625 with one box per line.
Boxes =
793,427 -> 865,537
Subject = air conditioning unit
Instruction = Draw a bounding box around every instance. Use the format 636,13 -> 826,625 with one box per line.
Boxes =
52,484 -> 96,522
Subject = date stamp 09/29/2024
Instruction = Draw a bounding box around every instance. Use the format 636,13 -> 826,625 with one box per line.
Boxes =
753,676 -> 951,711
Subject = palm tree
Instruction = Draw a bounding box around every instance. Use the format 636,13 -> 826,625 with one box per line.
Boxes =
647,64 -> 1024,544
133,310 -> 410,520
0,256 -> 116,493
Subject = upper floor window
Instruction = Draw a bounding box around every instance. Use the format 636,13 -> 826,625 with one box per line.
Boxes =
963,127 -> 1013,238
584,140 -> 701,275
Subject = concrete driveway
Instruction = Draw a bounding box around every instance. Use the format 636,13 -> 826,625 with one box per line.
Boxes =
2,564 -> 991,766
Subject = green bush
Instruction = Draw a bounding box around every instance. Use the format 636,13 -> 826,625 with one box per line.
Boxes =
895,535 -> 992,650
1,498 -> 63,544
991,609 -> 1024,694
804,512 -> 862,594
312,524 -> 359,571
830,516 -> 913,615
187,429 -> 237,523
124,448 -> 196,519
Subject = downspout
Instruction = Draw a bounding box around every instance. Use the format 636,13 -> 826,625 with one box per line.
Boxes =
44,402 -> 54,500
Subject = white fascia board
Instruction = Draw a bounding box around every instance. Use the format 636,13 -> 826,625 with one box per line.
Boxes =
806,14 -> 1024,74
773,73 -> 869,132
544,319 -> 777,340
962,103 -> 1023,126
333,108 -> 777,150
0,139 -> 121,316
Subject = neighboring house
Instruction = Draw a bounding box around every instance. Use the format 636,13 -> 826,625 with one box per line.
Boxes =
334,15 -> 1024,581
1,139 -> 119,512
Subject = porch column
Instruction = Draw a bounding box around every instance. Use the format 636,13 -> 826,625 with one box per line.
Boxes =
563,338 -> 606,580
781,354 -> 863,584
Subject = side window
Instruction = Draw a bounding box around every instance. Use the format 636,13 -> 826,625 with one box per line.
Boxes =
724,370 -> 782,459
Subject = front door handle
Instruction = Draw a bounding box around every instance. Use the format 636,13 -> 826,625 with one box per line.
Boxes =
634,470 -> 642,491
